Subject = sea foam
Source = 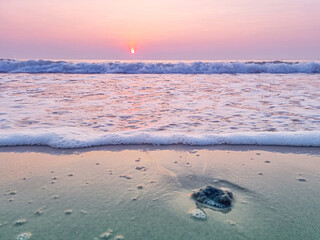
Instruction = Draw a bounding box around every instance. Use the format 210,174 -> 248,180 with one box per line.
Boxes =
1,59 -> 320,74
0,130 -> 319,148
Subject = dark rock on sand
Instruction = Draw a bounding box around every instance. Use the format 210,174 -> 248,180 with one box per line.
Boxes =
191,186 -> 233,210
135,166 -> 146,171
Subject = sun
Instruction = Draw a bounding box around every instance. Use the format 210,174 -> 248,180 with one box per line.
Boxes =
130,48 -> 135,54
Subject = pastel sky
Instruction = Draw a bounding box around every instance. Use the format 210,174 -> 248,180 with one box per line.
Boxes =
1,0 -> 320,60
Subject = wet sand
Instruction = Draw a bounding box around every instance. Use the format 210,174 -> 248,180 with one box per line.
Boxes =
0,145 -> 320,240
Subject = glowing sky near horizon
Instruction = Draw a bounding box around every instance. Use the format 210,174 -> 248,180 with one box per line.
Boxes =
1,0 -> 320,60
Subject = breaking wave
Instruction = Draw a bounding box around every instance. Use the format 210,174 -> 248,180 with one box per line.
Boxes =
1,59 -> 320,74
0,130 -> 319,148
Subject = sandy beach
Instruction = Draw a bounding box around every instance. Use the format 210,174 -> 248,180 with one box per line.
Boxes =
1,145 -> 319,240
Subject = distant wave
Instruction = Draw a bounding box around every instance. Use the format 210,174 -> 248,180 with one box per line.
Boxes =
0,130 -> 319,148
1,59 -> 320,74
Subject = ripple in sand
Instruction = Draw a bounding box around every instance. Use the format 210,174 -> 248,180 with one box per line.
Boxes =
297,177 -> 307,182
99,229 -> 113,239
64,209 -> 73,215
114,235 -> 125,240
0,222 -> 8,227
227,220 -> 238,227
16,232 -> 32,240
119,175 -> 132,180
14,219 -> 27,226
35,208 -> 44,216
80,210 -> 87,214
135,166 -> 146,171
53,195 -> 59,199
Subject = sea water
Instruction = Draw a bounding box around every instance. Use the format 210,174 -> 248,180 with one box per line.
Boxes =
0,59 -> 320,148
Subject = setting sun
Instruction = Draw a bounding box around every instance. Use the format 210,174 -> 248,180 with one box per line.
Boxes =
130,48 -> 135,54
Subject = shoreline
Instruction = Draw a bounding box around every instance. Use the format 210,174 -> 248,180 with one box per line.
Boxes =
1,131 -> 320,148
1,145 -> 320,239
1,144 -> 320,153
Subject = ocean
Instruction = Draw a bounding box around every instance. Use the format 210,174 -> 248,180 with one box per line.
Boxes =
0,59 -> 320,148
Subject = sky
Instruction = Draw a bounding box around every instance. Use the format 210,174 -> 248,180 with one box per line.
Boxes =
1,0 -> 320,60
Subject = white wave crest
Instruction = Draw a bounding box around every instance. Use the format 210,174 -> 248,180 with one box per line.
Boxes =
0,130 -> 319,148
1,59 -> 320,74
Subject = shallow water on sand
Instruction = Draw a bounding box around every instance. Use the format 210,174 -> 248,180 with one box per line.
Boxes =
0,146 -> 320,240
1,73 -> 320,135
